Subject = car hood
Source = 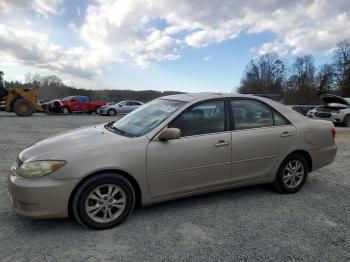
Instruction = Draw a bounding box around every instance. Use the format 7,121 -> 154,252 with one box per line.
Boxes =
320,94 -> 350,106
19,124 -> 129,162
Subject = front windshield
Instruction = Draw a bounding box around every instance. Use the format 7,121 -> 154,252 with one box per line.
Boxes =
62,96 -> 73,101
112,99 -> 185,137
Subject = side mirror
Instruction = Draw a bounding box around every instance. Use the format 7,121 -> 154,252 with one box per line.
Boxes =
119,104 -> 123,107
159,128 -> 181,141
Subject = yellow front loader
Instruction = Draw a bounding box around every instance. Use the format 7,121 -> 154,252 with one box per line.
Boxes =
2,86 -> 44,116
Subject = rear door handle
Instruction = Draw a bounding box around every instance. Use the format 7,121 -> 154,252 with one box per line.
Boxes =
215,140 -> 230,147
280,132 -> 292,137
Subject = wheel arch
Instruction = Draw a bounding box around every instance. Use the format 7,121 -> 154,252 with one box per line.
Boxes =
343,113 -> 350,126
283,150 -> 313,172
68,169 -> 142,217
108,108 -> 117,114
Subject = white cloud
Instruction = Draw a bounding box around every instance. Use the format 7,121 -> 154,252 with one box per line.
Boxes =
68,21 -> 78,33
203,56 -> 213,62
2,0 -> 350,81
252,41 -> 289,58
80,0 -> 185,68
0,0 -> 64,17
0,24 -> 100,79
31,0 -> 64,16
76,6 -> 81,16
80,0 -> 350,69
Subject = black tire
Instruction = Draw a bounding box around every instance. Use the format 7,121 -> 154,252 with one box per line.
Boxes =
95,106 -> 101,114
107,108 -> 117,116
72,173 -> 135,230
12,98 -> 34,116
343,115 -> 350,127
274,154 -> 308,193
44,105 -> 52,115
61,106 -> 70,114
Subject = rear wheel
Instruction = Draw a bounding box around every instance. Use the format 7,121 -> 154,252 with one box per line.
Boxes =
108,108 -> 117,116
72,173 -> 135,230
343,115 -> 350,127
274,154 -> 308,193
12,98 -> 34,116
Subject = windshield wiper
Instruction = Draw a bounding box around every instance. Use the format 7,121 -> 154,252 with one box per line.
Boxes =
104,122 -> 125,135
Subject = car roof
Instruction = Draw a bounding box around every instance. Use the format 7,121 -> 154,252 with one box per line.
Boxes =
160,93 -> 308,124
160,93 -> 268,102
118,100 -> 142,103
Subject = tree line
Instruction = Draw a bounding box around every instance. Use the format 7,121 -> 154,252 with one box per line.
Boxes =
5,74 -> 182,103
4,40 -> 350,105
238,40 -> 350,104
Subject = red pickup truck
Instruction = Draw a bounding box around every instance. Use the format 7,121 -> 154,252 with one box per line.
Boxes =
47,96 -> 107,114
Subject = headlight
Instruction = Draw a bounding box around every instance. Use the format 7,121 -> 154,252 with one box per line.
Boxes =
15,160 -> 66,178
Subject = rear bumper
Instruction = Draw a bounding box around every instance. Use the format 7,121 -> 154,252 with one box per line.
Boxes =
307,112 -> 343,124
310,144 -> 337,171
8,171 -> 79,219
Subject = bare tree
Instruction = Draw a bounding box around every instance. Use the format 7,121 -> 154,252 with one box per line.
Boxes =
332,40 -> 350,96
238,53 -> 286,95
24,72 -> 42,86
316,63 -> 336,95
286,55 -> 317,104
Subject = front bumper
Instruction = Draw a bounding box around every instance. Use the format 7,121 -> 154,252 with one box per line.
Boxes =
99,108 -> 108,115
8,171 -> 79,219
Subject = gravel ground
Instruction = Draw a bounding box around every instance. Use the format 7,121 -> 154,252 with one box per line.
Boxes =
0,112 -> 349,262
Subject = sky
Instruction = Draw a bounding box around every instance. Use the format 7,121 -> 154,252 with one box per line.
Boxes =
0,0 -> 349,93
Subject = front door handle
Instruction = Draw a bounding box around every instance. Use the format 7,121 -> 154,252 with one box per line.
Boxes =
280,132 -> 292,137
215,140 -> 230,147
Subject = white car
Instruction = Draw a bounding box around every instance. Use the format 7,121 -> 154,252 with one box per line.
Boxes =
99,100 -> 144,116
307,94 -> 350,127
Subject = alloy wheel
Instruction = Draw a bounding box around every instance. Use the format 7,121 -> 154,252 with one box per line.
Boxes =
282,160 -> 305,189
85,184 -> 126,223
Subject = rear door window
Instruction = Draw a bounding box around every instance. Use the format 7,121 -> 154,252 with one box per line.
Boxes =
230,99 -> 289,130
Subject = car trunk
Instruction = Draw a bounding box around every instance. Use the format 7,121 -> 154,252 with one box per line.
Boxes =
320,94 -> 349,106
315,95 -> 350,116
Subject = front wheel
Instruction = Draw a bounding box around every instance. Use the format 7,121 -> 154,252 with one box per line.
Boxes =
12,98 -> 34,116
274,154 -> 308,193
107,108 -> 117,116
72,173 -> 135,230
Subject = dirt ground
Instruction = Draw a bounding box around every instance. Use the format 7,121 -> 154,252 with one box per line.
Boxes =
0,112 -> 349,261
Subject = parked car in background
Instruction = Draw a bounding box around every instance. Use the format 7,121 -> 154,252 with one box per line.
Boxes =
9,93 -> 337,229
99,100 -> 143,116
307,94 -> 350,127
289,105 -> 316,116
45,96 -> 107,114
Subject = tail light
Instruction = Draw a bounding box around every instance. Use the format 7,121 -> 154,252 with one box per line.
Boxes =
331,127 -> 336,139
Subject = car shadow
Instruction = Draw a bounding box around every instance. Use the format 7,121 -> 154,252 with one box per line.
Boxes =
11,184 -> 276,232
133,184 -> 274,213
